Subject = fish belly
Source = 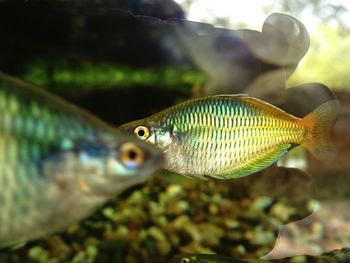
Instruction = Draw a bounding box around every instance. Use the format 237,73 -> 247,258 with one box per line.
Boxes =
0,135 -> 103,244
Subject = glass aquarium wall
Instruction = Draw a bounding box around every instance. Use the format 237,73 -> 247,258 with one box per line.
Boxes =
0,0 -> 349,262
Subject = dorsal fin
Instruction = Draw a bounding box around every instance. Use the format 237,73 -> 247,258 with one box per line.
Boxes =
213,94 -> 249,98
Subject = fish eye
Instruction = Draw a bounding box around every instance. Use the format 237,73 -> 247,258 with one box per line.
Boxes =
181,258 -> 190,263
119,142 -> 144,169
134,126 -> 150,140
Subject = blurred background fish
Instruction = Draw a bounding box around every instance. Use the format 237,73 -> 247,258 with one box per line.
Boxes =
0,72 -> 161,246
170,253 -> 250,263
120,95 -> 338,179
170,249 -> 350,263
174,12 -> 309,99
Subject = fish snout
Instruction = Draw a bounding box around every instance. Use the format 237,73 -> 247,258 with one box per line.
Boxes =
135,138 -> 164,173
115,134 -> 164,177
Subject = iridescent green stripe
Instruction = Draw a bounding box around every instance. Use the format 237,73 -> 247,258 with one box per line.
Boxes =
157,96 -> 305,176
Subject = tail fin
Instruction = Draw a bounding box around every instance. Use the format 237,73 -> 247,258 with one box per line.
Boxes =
302,99 -> 339,161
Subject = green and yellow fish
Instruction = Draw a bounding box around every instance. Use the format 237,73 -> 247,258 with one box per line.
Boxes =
120,94 -> 338,179
0,72 -> 161,246
170,248 -> 350,263
170,254 -> 252,263
167,248 -> 350,263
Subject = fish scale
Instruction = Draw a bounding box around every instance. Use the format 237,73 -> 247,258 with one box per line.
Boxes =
0,86 -> 95,243
163,97 -> 302,175
0,73 -> 161,245
121,94 -> 338,179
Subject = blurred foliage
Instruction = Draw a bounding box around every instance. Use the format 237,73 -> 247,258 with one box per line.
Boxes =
269,0 -> 349,31
22,59 -> 208,93
268,0 -> 349,90
287,25 -> 350,90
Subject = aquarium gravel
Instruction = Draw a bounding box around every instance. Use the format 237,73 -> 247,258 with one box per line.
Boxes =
1,170 -> 343,263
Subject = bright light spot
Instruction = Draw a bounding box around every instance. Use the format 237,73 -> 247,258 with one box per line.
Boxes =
174,0 -> 350,33
175,0 -> 274,30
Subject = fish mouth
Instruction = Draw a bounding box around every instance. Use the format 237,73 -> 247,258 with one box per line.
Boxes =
85,145 -> 163,198
143,143 -> 164,173
116,146 -> 163,194
123,137 -> 164,178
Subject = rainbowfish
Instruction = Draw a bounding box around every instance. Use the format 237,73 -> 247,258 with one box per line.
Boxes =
120,94 -> 338,179
0,72 -> 161,246
170,254 -> 251,263
170,249 -> 350,263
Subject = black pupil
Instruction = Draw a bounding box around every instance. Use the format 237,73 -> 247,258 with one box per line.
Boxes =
138,129 -> 145,137
128,150 -> 137,160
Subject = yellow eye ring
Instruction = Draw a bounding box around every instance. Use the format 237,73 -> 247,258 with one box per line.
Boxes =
119,142 -> 144,169
134,126 -> 150,140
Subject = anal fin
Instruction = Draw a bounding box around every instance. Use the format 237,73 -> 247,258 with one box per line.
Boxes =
211,144 -> 291,179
